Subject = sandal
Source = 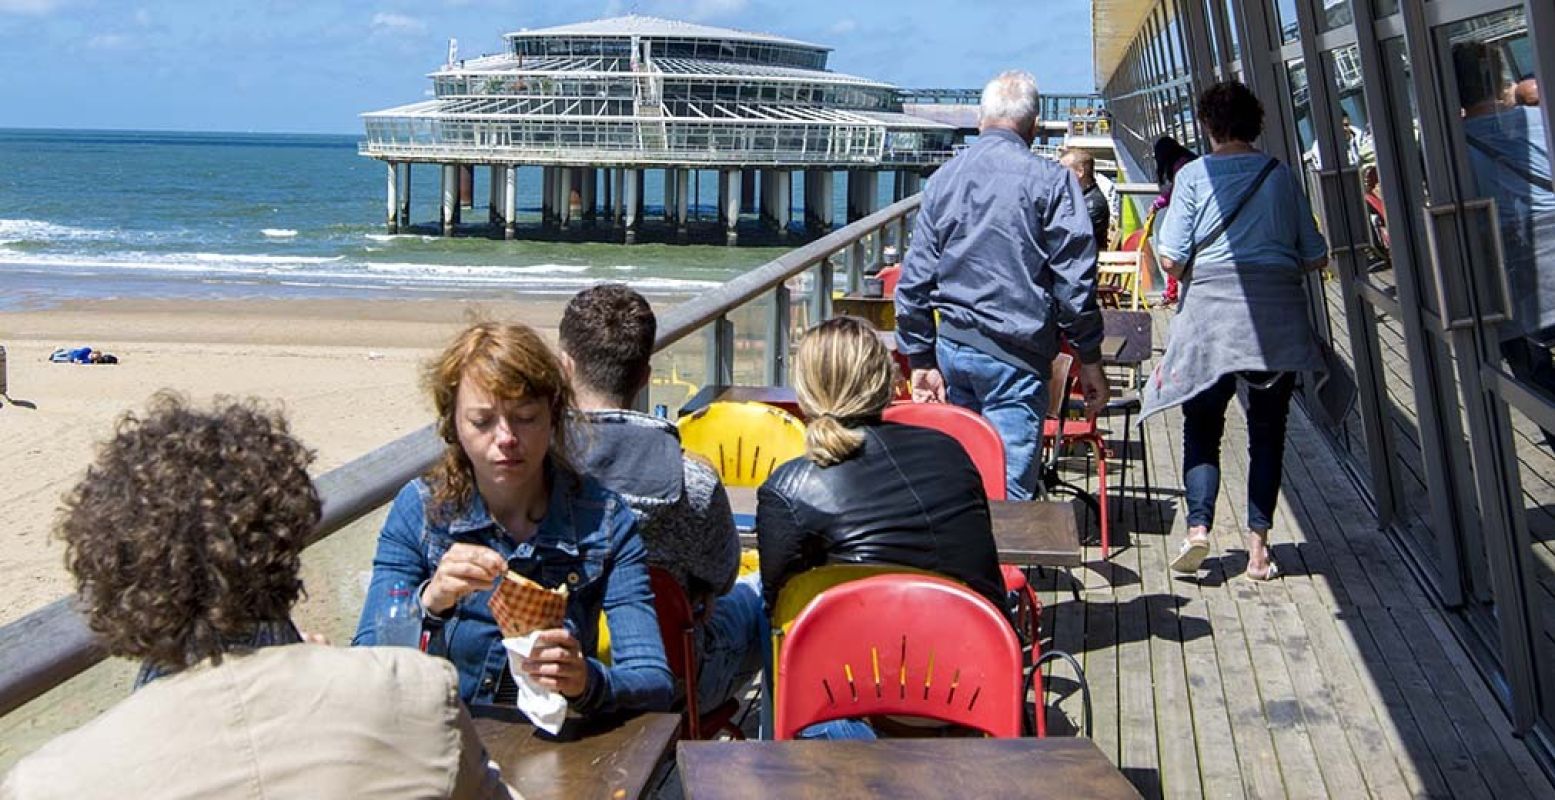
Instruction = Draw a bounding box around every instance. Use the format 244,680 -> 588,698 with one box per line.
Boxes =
1243,559 -> 1282,581
1169,536 -> 1211,574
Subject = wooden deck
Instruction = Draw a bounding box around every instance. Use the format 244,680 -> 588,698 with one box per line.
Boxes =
1026,305 -> 1555,799
656,303 -> 1555,799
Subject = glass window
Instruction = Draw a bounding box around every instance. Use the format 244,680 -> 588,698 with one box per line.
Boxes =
1223,0 -> 1240,61
1319,0 -> 1354,33
1275,0 -> 1301,45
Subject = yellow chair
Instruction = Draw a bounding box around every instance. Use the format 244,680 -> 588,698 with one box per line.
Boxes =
1097,250 -> 1145,310
677,401 -> 807,488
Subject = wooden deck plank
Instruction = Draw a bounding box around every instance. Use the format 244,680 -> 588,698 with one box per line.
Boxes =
1115,504 -> 1163,799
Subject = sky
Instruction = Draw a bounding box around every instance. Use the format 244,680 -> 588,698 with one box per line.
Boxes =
0,0 -> 1095,134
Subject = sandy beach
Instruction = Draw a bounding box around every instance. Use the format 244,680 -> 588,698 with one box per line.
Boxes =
0,294 -> 580,625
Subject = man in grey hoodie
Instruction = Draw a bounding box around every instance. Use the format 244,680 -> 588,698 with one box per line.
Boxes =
559,283 -> 762,712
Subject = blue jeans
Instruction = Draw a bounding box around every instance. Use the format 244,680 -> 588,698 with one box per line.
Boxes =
1181,372 -> 1296,531
936,338 -> 1049,501
695,573 -> 765,711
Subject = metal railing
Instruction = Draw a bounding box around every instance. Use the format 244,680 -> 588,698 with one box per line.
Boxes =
0,194 -> 922,723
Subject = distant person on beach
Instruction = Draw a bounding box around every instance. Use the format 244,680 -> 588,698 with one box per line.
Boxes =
896,69 -> 1109,500
1,394 -> 509,799
49,346 -> 117,364
353,322 -> 673,716
558,283 -> 760,712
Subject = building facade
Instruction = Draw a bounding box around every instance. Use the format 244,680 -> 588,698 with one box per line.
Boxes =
1097,0 -> 1555,777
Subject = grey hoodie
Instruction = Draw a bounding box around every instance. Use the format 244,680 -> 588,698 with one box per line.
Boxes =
569,409 -> 738,601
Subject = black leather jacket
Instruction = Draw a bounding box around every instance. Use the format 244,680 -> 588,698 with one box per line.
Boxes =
755,421 -> 1005,611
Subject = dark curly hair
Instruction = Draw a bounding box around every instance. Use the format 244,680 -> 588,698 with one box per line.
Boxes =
57,392 -> 319,673
1197,80 -> 1264,145
424,321 -> 575,517
559,283 -> 657,402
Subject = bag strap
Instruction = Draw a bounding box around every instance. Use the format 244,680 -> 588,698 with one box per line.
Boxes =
1183,157 -> 1280,271
1466,135 -> 1555,195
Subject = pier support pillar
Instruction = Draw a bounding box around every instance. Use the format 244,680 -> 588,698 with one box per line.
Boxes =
488,165 -> 503,224
559,168 -> 575,230
805,170 -> 834,231
663,168 -> 677,227
613,169 -> 625,227
741,168 -> 757,215
675,168 -> 690,237
721,168 -> 742,246
385,162 -> 400,234
847,170 -> 879,223
602,169 -> 613,226
581,168 -> 597,223
758,169 -> 773,227
458,165 -> 473,214
440,164 -> 458,237
773,170 -> 792,237
504,165 -> 518,240
541,167 -> 554,227
896,170 -> 921,201
398,163 -> 411,228
623,169 -> 641,244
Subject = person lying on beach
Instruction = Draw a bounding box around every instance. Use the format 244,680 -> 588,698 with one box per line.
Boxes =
48,346 -> 117,364
1,393 -> 509,800
352,321 -> 673,718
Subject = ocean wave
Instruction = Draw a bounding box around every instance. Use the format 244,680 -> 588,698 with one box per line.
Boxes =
260,228 -> 298,238
190,252 -> 343,266
358,262 -> 591,277
0,218 -> 114,245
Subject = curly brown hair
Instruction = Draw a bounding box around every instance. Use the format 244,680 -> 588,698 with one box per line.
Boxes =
424,321 -> 575,517
57,392 -> 319,673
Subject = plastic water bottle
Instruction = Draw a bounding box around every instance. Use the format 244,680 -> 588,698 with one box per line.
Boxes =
376,581 -> 423,649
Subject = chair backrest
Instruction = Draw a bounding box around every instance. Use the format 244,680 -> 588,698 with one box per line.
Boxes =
1047,352 -> 1075,421
878,264 -> 902,297
677,401 -> 808,488
774,574 -> 1024,739
647,566 -> 695,680
882,401 -> 1007,501
1097,251 -> 1143,310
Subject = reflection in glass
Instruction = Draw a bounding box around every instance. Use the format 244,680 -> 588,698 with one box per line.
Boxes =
1223,0 -> 1240,61
1445,10 -> 1555,447
1375,38 -> 1435,312
1275,0 -> 1300,44
1376,0 -> 1399,19
1505,401 -> 1555,729
1318,0 -> 1353,33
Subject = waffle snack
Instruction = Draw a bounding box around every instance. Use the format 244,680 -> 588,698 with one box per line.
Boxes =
489,571 -> 569,638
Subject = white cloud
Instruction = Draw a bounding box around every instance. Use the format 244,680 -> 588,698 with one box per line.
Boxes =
829,19 -> 857,35
371,12 -> 426,35
0,0 -> 66,14
86,33 -> 130,50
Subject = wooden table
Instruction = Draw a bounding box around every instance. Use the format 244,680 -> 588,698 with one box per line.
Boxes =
680,384 -> 803,420
988,500 -> 1083,568
832,294 -> 896,330
677,738 -> 1141,799
471,707 -> 679,800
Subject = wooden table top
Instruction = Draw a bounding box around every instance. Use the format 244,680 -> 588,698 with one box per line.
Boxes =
470,707 -> 679,800
988,500 -> 1083,568
729,489 -> 1080,569
677,738 -> 1142,800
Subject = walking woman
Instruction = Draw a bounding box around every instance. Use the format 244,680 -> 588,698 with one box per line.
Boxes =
1140,81 -> 1329,580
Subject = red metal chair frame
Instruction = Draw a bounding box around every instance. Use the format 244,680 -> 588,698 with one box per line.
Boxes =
774,574 -> 1024,740
649,566 -> 744,740
1043,346 -> 1114,559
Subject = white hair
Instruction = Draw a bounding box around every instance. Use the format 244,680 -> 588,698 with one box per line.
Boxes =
979,70 -> 1040,127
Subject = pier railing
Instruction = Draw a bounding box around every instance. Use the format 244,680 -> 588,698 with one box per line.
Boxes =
0,194 -> 921,728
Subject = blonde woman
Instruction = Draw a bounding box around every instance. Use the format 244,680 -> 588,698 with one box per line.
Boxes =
755,316 -> 1005,612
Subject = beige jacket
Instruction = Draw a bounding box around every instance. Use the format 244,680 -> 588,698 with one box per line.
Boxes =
2,645 -> 513,800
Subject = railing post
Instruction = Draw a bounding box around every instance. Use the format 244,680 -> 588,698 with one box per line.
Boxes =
766,284 -> 791,387
812,260 -> 833,325
895,215 -> 910,255
706,315 -> 735,387
850,239 -> 869,286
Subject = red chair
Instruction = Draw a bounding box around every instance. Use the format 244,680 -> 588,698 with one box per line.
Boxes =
774,574 -> 1023,739
882,401 -> 1006,501
649,566 -> 744,740
1044,347 -> 1114,559
878,264 -> 902,296
881,400 -> 1053,735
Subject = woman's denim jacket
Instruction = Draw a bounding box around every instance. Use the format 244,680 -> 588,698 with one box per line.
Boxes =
352,466 -> 673,715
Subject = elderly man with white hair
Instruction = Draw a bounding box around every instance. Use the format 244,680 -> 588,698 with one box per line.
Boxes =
895,70 -> 1109,500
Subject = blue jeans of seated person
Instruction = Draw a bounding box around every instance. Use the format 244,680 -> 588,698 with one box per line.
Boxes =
800,719 -> 878,740
694,573 -> 766,711
1181,372 -> 1296,531
935,338 -> 1049,501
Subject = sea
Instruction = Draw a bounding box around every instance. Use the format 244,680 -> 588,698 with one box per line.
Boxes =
0,128 -> 890,310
